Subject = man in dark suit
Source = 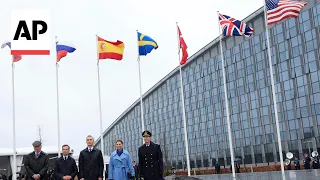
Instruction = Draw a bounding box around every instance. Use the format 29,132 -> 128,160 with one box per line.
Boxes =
54,144 -> 78,180
138,131 -> 163,180
24,141 -> 49,180
78,135 -> 104,180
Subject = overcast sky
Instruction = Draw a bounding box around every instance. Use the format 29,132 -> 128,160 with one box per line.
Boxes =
0,0 -> 262,155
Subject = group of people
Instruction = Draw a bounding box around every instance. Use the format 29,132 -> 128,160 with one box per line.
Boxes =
22,130 -> 163,180
287,154 -> 319,170
214,162 -> 240,174
302,153 -> 319,169
230,162 -> 241,173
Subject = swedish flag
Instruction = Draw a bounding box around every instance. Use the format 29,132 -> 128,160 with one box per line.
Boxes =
137,32 -> 158,56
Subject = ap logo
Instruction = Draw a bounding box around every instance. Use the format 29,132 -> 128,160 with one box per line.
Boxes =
10,9 -> 51,55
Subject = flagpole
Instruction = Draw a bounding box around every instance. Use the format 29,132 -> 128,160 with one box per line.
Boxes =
136,30 -> 145,135
262,1 -> 285,179
55,36 -> 61,157
11,61 -> 17,180
55,62 -> 61,157
176,22 -> 191,176
217,11 -> 236,178
96,35 -> 105,157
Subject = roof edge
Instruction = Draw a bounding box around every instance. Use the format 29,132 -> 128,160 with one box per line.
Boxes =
96,6 -> 264,144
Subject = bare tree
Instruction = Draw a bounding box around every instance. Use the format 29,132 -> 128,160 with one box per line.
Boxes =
161,128 -> 170,176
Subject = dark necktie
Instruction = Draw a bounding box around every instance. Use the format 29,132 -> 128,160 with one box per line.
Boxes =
64,157 -> 67,161
36,153 -> 40,158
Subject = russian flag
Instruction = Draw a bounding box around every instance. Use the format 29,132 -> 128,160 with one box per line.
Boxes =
56,41 -> 76,62
1,41 -> 22,62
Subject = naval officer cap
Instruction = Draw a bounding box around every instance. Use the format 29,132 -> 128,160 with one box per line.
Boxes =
32,141 -> 42,147
142,130 -> 152,137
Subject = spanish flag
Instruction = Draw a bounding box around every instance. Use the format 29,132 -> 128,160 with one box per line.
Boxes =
97,36 -> 124,60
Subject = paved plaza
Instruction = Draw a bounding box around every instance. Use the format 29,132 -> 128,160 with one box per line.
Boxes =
192,169 -> 320,180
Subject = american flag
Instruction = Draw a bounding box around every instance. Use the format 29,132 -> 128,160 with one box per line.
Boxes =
218,13 -> 254,37
266,0 -> 307,25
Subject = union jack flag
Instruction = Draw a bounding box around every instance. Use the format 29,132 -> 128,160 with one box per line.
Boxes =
218,13 -> 254,37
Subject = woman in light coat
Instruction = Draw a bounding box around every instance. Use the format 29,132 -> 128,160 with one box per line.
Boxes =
108,140 -> 135,180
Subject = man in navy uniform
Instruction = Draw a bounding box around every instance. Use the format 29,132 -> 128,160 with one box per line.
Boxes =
138,131 -> 163,180
54,144 -> 78,180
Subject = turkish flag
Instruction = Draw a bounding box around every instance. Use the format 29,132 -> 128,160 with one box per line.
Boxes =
178,26 -> 188,65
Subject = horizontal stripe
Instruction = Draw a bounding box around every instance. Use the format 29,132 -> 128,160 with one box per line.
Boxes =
56,44 -> 76,53
268,5 -> 304,17
11,50 -> 50,55
138,41 -> 158,48
267,0 -> 306,25
98,41 -> 124,54
268,3 -> 305,14
99,52 -> 123,60
268,11 -> 300,24
57,41 -> 75,48
268,10 -> 301,24
13,55 -> 22,62
98,36 -> 124,46
57,50 -> 69,62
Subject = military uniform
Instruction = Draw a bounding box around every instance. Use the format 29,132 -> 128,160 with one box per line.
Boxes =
138,131 -> 163,180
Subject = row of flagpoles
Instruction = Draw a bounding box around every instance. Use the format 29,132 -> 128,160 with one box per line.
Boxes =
1,0 -> 307,179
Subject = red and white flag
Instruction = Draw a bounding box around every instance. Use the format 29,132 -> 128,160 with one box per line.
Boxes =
177,26 -> 188,65
266,0 -> 307,25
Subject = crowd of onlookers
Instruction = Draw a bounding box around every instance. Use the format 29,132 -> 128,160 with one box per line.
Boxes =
211,152 -> 320,174
287,153 -> 319,170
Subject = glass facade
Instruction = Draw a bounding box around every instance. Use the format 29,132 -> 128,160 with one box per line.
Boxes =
96,1 -> 320,169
